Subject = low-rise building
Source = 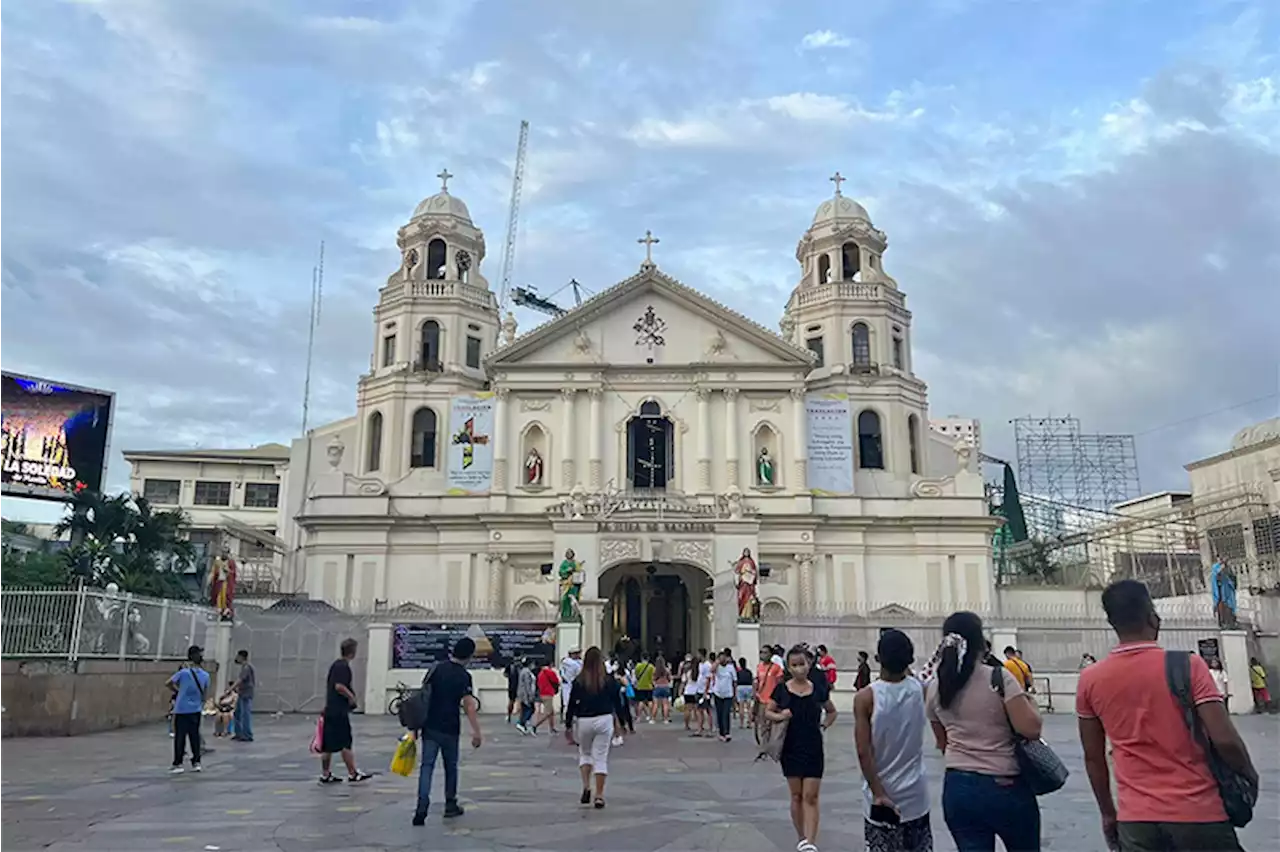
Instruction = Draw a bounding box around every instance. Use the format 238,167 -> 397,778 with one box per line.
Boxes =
929,416 -> 981,453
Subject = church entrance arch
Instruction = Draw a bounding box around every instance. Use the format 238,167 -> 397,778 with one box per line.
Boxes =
597,561 -> 711,664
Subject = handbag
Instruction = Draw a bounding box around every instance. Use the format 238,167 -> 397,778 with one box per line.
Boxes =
1165,651 -> 1256,827
990,666 -> 1068,795
309,716 -> 324,754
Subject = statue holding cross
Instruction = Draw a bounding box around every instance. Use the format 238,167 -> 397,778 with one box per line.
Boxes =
638,229 -> 660,267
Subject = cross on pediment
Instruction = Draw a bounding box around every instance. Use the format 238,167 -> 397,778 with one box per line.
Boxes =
638,229 -> 660,265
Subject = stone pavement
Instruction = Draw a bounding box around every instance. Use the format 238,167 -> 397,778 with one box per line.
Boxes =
2,713 -> 1277,851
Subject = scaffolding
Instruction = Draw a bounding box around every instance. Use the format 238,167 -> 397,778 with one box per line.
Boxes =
1013,416 -> 1141,528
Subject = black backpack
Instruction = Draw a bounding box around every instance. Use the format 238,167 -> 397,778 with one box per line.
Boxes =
1164,651 -> 1257,827
397,664 -> 438,732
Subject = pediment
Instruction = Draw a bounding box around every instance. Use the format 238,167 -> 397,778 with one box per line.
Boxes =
489,267 -> 814,369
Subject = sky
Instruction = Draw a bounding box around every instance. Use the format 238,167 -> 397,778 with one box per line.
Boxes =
2,0 -> 1278,522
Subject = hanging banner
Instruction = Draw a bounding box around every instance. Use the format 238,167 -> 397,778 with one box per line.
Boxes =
806,392 -> 854,495
446,393 -> 495,495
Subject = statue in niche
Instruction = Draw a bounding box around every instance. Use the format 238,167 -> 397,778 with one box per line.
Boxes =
732,547 -> 760,622
558,548 -> 584,623
524,447 -> 544,486
756,446 -> 775,486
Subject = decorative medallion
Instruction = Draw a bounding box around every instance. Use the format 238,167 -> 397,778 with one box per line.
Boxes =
456,249 -> 472,271
633,306 -> 667,351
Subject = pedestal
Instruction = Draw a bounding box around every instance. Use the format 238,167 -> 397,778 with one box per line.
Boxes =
737,622 -> 761,670
580,599 -> 606,651
212,619 -> 234,696
556,622 -> 583,660
364,623 -> 392,714
1219,629 -> 1251,715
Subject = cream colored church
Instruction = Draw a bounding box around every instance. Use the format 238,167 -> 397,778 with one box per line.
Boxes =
278,173 -> 997,656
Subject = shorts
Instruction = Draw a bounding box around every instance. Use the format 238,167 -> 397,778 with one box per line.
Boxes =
320,709 -> 353,753
865,813 -> 933,852
635,689 -> 654,702
508,686 -> 518,701
654,686 -> 672,700
736,685 -> 753,703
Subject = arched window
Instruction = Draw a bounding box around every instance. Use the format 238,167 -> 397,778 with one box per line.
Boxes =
817,254 -> 831,284
851,322 -> 872,368
628,401 -> 674,489
366,411 -> 383,473
420,320 -> 441,371
908,414 -> 920,475
426,239 -> 447,280
857,409 -> 883,470
842,242 -> 860,281
639,400 -> 662,417
410,407 -> 438,468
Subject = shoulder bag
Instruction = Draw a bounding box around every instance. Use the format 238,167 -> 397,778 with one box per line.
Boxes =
398,663 -> 438,732
1165,651 -> 1256,827
991,666 -> 1068,795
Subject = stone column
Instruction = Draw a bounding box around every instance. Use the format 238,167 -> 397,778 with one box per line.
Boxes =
724,388 -> 740,487
560,388 -> 577,488
696,387 -> 711,491
791,388 -> 808,490
363,622 -> 392,714
1219,629 -> 1251,715
492,388 -> 510,492
212,619 -> 234,696
487,552 -> 507,615
588,387 -> 603,489
795,553 -> 816,614
705,601 -> 717,654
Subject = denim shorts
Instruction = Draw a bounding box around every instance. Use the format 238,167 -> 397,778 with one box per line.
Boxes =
736,685 -> 753,702
653,686 -> 672,700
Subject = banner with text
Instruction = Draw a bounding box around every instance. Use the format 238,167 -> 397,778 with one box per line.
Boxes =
805,392 -> 854,495
446,393 -> 495,495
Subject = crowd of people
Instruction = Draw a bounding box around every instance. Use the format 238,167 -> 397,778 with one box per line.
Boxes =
162,576 -> 1266,852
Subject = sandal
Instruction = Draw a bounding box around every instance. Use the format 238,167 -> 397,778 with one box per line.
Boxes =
593,797 -> 606,809
348,771 -> 374,783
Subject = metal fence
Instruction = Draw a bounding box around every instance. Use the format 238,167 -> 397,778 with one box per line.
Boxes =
1,585 -> 217,661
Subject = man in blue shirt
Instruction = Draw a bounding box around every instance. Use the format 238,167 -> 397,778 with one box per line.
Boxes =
168,645 -> 210,773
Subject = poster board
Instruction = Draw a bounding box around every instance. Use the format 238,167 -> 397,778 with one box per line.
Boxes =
446,393 -> 495,495
805,392 -> 854,495
391,622 -> 556,670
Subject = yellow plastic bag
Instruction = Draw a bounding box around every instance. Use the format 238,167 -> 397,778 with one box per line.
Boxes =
390,734 -> 417,777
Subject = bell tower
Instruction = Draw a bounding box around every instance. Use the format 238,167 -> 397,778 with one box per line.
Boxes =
355,170 -> 499,481
783,173 -> 930,485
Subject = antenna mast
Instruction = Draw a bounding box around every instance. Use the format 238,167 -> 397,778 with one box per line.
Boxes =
300,240 -> 324,435
498,120 -> 529,313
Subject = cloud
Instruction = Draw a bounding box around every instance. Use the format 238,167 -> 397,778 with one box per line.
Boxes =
800,29 -> 853,50
2,0 -> 1277,521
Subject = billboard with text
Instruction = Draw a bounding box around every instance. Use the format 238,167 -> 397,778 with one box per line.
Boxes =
1,372 -> 115,502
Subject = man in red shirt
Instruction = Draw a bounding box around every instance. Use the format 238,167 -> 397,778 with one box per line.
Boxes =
816,644 -> 837,686
1078,580 -> 1257,851
532,663 -> 560,734
754,647 -> 783,724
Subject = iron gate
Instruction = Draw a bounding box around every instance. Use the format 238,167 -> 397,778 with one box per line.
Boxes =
233,608 -> 370,714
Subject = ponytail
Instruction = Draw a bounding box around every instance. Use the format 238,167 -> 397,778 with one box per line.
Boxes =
935,611 -> 986,710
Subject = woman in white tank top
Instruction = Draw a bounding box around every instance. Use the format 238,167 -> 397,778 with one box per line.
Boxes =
854,629 -> 932,852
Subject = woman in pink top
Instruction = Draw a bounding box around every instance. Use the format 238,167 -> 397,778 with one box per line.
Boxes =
924,611 -> 1044,852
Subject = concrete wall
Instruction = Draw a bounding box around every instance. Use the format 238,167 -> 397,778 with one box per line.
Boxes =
1,658 -> 220,737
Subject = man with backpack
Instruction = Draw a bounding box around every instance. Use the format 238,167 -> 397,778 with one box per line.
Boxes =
408,637 -> 483,826
1078,580 -> 1258,851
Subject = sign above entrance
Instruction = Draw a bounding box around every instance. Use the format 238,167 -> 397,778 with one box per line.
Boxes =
600,520 -> 717,533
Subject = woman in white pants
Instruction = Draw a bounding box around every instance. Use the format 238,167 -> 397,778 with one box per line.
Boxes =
565,646 -> 626,809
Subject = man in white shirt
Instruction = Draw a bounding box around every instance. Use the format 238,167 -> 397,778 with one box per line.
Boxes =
557,649 -> 582,726
694,648 -> 714,737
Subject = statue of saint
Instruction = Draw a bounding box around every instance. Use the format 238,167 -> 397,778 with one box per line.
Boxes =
558,548 -> 584,623
732,547 -> 759,622
757,447 -> 775,486
208,552 -> 238,621
524,447 -> 544,485
1211,559 -> 1238,629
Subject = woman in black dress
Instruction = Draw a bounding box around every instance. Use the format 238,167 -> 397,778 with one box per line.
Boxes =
767,645 -> 837,852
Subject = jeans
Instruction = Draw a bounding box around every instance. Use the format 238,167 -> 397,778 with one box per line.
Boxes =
942,769 -> 1040,852
233,695 -> 254,740
713,695 -> 733,736
415,729 -> 460,816
172,712 -> 202,766
519,702 -> 535,727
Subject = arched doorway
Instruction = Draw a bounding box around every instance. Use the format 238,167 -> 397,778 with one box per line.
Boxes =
598,561 -> 710,664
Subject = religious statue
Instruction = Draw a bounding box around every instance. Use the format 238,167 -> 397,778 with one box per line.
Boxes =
208,551 -> 238,621
953,439 -> 973,474
326,435 -> 345,471
525,447 -> 544,486
757,447 -> 775,486
1211,559 -> 1238,629
499,311 -> 518,346
825,266 -> 837,283
558,548 -> 584,623
402,247 -> 419,280
732,547 -> 760,622
723,485 -> 744,520
569,484 -> 587,519
779,314 -> 796,344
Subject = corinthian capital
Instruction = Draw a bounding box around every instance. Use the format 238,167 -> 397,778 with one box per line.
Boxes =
560,387 -> 577,401
793,552 -> 814,566
723,388 -> 740,401
487,552 -> 509,564
494,387 -> 510,401
790,387 -> 805,401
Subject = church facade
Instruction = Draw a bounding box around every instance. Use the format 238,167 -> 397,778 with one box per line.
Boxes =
279,174 -> 997,656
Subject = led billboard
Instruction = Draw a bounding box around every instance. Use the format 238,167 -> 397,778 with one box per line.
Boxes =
1,372 -> 115,502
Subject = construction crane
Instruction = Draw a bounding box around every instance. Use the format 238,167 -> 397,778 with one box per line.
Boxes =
513,278 -> 585,318
497,120 -> 530,313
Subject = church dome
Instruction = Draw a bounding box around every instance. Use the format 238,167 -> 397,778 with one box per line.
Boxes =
812,194 -> 871,226
411,190 -> 473,223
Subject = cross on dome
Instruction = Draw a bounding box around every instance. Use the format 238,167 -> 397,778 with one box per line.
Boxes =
829,171 -> 846,197
638,229 -> 660,266
437,168 -> 454,192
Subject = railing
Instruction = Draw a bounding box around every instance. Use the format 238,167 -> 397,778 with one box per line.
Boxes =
407,280 -> 497,310
1,585 -> 218,661
790,282 -> 905,309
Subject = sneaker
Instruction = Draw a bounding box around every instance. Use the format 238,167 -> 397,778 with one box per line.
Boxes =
348,771 -> 374,783
514,724 -> 527,735
169,766 -> 185,775
191,764 -> 203,773
443,802 -> 465,819
319,774 -> 343,785
412,813 -> 426,827
580,789 -> 591,805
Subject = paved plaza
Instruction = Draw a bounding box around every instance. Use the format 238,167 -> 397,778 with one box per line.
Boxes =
2,713 -> 1277,851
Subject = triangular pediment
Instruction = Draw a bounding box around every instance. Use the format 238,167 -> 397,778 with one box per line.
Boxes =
489,267 -> 815,369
